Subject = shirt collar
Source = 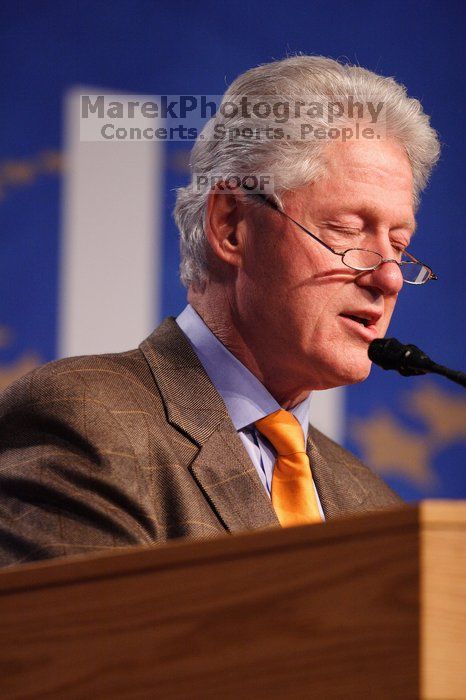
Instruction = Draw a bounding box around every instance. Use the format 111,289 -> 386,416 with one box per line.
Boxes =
176,305 -> 312,438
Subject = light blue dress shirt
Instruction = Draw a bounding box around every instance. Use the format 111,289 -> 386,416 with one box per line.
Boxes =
176,305 -> 325,519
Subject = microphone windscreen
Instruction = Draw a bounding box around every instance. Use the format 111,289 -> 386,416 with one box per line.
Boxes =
368,338 -> 405,370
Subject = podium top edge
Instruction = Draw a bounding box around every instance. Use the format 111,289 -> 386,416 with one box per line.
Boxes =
0,501 -> 464,593
420,499 -> 466,525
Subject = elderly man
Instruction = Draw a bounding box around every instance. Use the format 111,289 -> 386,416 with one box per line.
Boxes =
0,56 -> 439,566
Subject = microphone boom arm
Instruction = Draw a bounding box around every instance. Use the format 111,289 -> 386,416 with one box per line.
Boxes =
368,338 -> 466,388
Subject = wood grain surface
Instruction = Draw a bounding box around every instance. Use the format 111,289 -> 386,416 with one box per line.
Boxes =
0,502 -> 464,699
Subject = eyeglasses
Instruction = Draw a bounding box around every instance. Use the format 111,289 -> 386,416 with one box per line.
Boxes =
254,194 -> 437,285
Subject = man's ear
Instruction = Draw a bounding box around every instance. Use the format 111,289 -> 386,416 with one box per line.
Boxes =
204,186 -> 246,268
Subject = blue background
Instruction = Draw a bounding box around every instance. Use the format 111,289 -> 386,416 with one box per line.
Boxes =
1,0 -> 465,500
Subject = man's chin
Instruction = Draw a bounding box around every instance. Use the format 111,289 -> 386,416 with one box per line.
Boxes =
310,358 -> 372,390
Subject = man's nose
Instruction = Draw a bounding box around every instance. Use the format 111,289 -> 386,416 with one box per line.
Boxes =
355,256 -> 404,295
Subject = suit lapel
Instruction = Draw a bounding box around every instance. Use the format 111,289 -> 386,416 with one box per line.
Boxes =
140,318 -> 278,533
189,417 -> 280,531
307,427 -> 370,520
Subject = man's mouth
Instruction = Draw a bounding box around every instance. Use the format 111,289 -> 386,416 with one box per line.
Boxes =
341,314 -> 371,328
339,310 -> 383,339
340,309 -> 382,326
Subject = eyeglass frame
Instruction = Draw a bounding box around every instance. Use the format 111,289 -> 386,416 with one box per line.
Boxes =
252,193 -> 438,285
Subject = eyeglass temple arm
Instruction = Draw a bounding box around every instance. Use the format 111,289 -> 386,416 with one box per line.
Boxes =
251,193 -> 338,255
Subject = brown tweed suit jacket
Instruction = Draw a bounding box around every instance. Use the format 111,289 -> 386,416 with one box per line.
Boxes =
0,318 -> 402,567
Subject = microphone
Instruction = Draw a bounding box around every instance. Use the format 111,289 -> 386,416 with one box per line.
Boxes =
368,338 -> 466,388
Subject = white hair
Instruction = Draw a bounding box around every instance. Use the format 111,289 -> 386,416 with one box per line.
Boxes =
174,55 -> 440,289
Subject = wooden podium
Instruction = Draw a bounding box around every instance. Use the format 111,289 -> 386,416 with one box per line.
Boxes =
0,501 -> 464,699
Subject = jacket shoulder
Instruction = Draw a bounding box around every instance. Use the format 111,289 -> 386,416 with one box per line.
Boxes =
0,346 -> 157,415
0,347 -> 165,567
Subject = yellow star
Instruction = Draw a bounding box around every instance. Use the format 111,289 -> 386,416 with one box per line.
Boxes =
351,411 -> 436,488
1,160 -> 36,186
404,382 -> 466,445
0,326 -> 13,349
0,353 -> 41,392
38,150 -> 62,174
0,150 -> 61,203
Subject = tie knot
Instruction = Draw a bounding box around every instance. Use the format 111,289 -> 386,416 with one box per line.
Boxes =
254,409 -> 306,456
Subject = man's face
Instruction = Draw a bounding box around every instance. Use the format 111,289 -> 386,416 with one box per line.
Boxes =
234,137 -> 415,396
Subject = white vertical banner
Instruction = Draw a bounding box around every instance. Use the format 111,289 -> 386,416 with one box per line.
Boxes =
59,88 -> 163,357
309,386 -> 344,443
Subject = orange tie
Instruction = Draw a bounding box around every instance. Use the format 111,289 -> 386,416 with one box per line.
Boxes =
255,409 -> 322,527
